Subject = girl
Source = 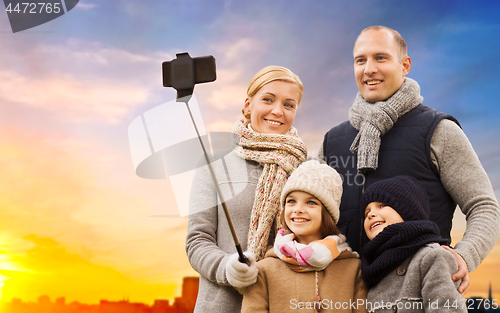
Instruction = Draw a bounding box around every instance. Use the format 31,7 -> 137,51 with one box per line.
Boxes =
186,66 -> 308,312
242,160 -> 367,313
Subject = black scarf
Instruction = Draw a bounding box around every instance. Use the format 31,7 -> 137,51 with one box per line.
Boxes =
361,221 -> 448,287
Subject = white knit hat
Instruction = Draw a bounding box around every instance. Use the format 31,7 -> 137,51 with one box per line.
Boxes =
280,160 -> 343,223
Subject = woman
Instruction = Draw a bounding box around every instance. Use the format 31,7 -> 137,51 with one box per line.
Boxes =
185,65 -> 308,312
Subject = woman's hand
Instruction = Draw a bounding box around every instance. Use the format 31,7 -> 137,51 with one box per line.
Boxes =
225,251 -> 258,288
442,245 -> 469,295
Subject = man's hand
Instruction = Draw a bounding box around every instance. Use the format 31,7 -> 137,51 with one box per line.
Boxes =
442,245 -> 469,295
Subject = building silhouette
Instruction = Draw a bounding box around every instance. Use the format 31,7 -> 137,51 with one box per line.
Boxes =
181,277 -> 198,312
0,276 -> 199,313
467,283 -> 499,313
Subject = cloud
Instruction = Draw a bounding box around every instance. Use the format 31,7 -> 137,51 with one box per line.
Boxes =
187,36 -> 270,130
75,2 -> 96,10
0,126 -> 196,300
0,38 -> 174,124
0,70 -> 148,124
206,69 -> 246,111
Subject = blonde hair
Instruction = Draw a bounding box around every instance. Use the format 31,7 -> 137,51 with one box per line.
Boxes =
247,65 -> 304,104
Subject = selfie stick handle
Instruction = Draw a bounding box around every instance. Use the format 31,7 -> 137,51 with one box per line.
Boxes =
182,98 -> 250,266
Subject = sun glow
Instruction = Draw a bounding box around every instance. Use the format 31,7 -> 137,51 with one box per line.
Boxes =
0,256 -> 25,273
0,233 -> 37,302
0,254 -> 17,301
0,274 -> 8,299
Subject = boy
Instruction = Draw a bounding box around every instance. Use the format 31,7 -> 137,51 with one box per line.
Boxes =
361,176 -> 466,313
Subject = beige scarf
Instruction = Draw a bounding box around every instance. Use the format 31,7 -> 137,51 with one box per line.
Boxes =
233,119 -> 307,260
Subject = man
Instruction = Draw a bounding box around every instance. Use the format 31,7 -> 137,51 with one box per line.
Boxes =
320,26 -> 500,294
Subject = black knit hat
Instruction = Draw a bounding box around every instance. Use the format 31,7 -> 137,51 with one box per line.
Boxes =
360,176 -> 430,222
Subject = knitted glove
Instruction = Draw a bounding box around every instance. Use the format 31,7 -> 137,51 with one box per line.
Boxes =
225,251 -> 258,288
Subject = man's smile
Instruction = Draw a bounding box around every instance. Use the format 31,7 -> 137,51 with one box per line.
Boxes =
365,80 -> 383,85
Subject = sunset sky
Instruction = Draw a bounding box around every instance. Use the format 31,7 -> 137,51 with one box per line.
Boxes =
1,0 -> 500,305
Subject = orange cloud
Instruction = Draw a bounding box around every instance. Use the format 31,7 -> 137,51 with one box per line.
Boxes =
0,126 -> 197,303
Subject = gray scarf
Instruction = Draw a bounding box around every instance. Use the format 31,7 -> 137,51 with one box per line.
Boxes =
349,78 -> 423,171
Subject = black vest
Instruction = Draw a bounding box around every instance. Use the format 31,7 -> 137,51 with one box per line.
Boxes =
323,104 -> 459,252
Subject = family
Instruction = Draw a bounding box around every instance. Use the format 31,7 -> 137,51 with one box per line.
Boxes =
185,26 -> 500,313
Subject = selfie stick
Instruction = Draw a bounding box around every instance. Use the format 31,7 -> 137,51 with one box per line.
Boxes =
162,53 -> 250,265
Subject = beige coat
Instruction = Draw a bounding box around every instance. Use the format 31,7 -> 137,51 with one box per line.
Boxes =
242,249 -> 367,313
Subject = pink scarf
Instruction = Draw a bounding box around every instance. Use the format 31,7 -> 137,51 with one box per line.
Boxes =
273,229 -> 358,272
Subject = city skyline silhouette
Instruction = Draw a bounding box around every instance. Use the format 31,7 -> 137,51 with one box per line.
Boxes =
1,277 -> 199,313
1,278 -> 499,313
